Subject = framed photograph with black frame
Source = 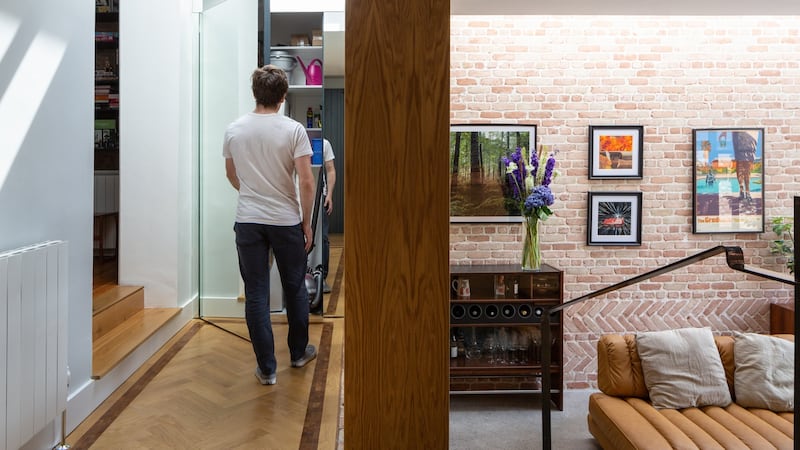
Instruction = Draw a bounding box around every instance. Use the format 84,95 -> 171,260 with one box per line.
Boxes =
692,128 -> 764,234
588,125 -> 644,179
449,124 -> 536,222
587,192 -> 643,246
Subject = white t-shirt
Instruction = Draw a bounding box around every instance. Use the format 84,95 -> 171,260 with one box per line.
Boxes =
223,112 -> 312,225
323,138 -> 335,163
322,139 -> 335,196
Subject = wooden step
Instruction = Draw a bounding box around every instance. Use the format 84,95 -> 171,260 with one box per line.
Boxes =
92,307 -> 181,379
93,285 -> 145,341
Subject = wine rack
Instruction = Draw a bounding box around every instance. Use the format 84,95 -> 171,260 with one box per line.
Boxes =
449,264 -> 564,409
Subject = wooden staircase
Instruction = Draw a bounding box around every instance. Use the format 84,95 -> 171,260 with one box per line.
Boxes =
92,284 -> 180,379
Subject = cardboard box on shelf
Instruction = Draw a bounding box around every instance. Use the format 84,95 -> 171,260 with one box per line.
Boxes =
311,29 -> 323,46
291,34 -> 310,46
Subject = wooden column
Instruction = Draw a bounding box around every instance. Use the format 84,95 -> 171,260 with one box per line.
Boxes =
344,1 -> 450,448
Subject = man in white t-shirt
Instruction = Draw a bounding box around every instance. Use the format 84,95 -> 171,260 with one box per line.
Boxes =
223,65 -> 318,386
321,139 -> 336,293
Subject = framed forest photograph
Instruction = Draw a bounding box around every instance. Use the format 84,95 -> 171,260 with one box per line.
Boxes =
587,192 -> 643,246
449,124 -> 536,222
692,128 -> 765,234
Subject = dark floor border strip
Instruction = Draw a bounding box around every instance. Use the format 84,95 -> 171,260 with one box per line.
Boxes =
300,321 -> 334,449
71,321 -> 204,449
326,248 -> 344,315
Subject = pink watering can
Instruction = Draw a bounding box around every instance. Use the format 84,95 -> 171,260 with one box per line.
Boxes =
296,56 -> 323,85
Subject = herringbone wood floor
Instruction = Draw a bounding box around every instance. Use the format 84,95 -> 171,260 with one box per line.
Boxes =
68,236 -> 345,449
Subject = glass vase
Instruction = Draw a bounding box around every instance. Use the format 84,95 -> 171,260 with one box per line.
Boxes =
521,216 -> 541,271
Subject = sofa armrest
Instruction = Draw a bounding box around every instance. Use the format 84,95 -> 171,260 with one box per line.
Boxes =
596,335 -> 648,398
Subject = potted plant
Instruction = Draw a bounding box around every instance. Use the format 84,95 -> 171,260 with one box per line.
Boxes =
769,216 -> 794,274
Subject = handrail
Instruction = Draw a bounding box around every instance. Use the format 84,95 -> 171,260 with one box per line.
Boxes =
539,245 -> 796,450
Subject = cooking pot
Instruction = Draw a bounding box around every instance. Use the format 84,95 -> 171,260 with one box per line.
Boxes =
270,50 -> 297,82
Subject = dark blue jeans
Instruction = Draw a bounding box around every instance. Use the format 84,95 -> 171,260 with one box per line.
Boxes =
234,222 -> 309,375
322,209 -> 330,279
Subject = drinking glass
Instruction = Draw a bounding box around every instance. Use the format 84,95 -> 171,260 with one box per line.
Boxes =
496,328 -> 508,365
508,330 -> 519,365
518,332 -> 530,365
465,327 -> 482,360
530,328 -> 541,364
483,334 -> 496,365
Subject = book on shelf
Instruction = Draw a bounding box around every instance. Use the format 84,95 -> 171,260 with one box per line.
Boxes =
94,119 -> 117,151
95,32 -> 118,42
94,119 -> 116,130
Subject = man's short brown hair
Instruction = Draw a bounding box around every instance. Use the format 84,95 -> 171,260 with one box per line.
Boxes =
251,65 -> 288,108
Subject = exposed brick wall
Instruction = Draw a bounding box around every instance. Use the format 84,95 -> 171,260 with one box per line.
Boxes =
449,16 -> 799,389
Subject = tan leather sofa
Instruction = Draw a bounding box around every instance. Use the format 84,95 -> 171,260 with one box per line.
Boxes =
588,334 -> 794,450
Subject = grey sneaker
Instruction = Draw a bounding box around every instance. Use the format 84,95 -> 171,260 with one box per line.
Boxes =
291,344 -> 317,368
255,367 -> 276,385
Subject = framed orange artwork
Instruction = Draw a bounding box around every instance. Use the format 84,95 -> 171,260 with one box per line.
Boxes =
588,125 -> 644,179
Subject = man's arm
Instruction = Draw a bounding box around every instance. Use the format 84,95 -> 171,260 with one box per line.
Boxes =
225,158 -> 240,191
323,159 -> 336,214
295,154 -> 315,252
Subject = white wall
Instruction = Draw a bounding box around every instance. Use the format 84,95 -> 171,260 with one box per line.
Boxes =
0,0 -> 93,446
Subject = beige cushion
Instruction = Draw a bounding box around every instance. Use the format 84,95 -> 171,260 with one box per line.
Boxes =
734,332 -> 794,411
636,327 -> 732,409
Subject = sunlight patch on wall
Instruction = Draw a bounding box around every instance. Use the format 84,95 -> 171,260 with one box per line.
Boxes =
0,30 -> 67,189
0,11 -> 21,63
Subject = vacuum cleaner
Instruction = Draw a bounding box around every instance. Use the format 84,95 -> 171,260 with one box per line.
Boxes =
304,165 -> 326,314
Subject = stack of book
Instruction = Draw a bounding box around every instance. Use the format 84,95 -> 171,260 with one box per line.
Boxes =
95,32 -> 117,43
108,93 -> 119,110
95,85 -> 111,110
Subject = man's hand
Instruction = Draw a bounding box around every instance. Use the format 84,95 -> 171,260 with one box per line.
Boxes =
303,223 -> 313,252
324,196 -> 333,214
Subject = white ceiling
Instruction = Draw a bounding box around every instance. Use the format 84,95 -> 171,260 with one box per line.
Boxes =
311,0 -> 800,77
451,0 -> 800,15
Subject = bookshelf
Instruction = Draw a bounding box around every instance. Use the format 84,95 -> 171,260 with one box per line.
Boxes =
95,6 -> 119,170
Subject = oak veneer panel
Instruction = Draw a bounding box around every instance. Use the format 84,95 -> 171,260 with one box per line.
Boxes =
344,1 -> 450,448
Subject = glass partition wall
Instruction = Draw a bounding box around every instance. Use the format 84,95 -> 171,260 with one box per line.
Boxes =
198,2 -> 341,322
199,0 -> 258,322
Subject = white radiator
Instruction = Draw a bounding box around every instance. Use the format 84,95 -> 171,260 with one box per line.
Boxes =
0,241 -> 68,450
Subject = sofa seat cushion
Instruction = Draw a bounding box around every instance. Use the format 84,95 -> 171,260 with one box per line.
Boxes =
588,392 -> 794,450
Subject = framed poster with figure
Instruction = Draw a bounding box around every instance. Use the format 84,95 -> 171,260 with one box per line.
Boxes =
587,192 -> 642,246
449,124 -> 536,222
692,128 -> 764,234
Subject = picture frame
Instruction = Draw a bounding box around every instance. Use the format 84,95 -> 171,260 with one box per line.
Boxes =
692,128 -> 765,234
449,124 -> 536,222
587,192 -> 643,246
588,125 -> 644,179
